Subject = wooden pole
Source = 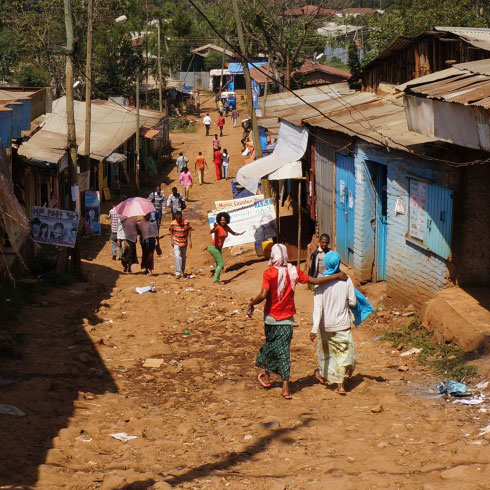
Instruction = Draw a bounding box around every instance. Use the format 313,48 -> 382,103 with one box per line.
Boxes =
220,46 -> 225,93
145,0 -> 149,105
157,20 -> 163,112
262,53 -> 271,116
64,0 -> 81,274
275,180 -> 280,242
84,0 -> 93,170
135,71 -> 140,193
231,0 -> 271,198
297,180 -> 302,268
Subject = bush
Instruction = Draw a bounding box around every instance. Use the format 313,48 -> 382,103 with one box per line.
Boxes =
15,63 -> 49,87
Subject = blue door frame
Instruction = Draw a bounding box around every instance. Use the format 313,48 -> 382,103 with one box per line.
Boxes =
336,153 -> 355,266
375,164 -> 387,281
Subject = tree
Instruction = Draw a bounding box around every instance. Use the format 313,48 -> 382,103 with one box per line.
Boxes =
347,41 -> 361,89
363,0 -> 489,63
15,63 -> 50,87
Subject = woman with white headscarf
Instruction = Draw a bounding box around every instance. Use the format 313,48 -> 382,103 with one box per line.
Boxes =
248,243 -> 347,399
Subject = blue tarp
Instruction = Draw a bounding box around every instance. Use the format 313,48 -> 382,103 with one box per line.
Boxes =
227,62 -> 267,74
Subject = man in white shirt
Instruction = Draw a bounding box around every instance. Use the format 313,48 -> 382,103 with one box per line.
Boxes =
202,113 -> 212,136
310,250 -> 356,395
117,216 -> 138,273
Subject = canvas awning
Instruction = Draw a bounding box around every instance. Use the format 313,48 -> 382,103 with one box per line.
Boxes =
106,152 -> 127,164
143,128 -> 160,139
236,121 -> 308,193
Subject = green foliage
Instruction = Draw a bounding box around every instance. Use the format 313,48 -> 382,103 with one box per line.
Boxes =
383,319 -> 478,381
347,42 -> 361,88
15,63 -> 50,87
363,0 -> 489,64
0,30 -> 19,80
204,50 -> 230,71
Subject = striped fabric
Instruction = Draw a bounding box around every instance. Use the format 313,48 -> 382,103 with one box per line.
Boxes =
109,208 -> 119,233
148,191 -> 165,211
169,219 -> 192,247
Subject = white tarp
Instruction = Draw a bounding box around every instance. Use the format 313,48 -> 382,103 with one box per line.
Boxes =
236,120 -> 308,193
268,160 -> 302,180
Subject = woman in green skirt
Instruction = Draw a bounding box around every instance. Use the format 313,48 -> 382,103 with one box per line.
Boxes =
248,243 -> 346,399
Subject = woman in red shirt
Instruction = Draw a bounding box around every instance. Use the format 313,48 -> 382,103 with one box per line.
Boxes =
208,212 -> 244,284
214,149 -> 223,180
248,243 -> 346,399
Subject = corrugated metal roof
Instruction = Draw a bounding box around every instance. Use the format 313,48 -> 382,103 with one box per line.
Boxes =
260,82 -> 437,150
19,97 -> 165,164
401,59 -> 490,109
435,26 -> 490,51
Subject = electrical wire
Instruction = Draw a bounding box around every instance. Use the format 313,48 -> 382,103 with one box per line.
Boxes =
186,0 -> 490,167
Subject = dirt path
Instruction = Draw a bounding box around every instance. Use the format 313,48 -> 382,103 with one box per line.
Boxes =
1,97 -> 490,490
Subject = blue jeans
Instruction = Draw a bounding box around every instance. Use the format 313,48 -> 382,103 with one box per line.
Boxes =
154,210 -> 162,230
111,232 -> 118,257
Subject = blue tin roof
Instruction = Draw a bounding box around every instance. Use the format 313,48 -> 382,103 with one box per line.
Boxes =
227,61 -> 267,74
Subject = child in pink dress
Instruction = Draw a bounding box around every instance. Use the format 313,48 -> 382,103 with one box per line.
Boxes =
179,167 -> 193,200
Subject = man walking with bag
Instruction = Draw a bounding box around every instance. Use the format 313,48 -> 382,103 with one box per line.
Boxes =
169,210 -> 192,279
167,186 -> 186,220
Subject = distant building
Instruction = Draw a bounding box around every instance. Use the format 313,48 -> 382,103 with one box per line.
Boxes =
293,61 -> 350,86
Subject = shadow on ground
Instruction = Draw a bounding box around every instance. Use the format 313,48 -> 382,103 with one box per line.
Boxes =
0,261 -> 119,487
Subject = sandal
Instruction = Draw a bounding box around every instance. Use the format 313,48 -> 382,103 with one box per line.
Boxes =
314,369 -> 326,385
257,373 -> 271,389
281,393 -> 293,400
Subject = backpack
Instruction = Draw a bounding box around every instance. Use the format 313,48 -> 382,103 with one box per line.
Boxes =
179,195 -> 186,210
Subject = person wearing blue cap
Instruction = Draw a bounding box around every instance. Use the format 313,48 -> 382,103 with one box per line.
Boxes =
310,250 -> 357,395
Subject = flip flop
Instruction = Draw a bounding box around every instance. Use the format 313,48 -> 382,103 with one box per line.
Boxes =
281,393 -> 293,400
257,373 -> 271,389
314,369 -> 326,385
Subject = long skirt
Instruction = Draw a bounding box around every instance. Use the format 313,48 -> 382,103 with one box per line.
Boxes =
141,237 -> 156,271
317,329 -> 356,384
256,324 -> 293,381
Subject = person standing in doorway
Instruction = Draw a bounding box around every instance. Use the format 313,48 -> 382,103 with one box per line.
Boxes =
203,113 -> 212,136
169,210 -> 192,279
138,212 -> 159,275
222,148 -> 230,180
231,108 -> 239,128
214,148 -> 223,181
176,152 -> 189,173
179,166 -> 193,201
167,187 -> 185,220
147,185 -> 165,231
109,205 -> 119,260
308,233 -> 331,278
212,134 -> 221,153
216,113 -> 225,137
208,212 -> 244,285
194,152 -> 208,185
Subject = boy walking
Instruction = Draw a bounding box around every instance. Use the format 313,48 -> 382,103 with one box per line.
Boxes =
169,211 -> 192,279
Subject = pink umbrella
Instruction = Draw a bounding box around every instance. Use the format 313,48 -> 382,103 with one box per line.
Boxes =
114,197 -> 155,217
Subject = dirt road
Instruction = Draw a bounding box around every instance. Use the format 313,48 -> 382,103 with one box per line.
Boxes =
1,98 -> 490,490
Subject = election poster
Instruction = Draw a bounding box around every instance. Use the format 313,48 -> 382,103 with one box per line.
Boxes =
215,194 -> 264,210
30,206 -> 80,248
85,190 -> 101,235
208,198 -> 276,248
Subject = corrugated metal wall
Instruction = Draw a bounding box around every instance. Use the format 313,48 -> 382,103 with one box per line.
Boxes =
314,136 -> 335,240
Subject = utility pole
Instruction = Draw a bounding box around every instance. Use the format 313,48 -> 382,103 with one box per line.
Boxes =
84,0 -> 93,170
231,0 -> 271,197
64,0 -> 81,274
145,0 -> 149,106
157,19 -> 163,112
135,71 -> 141,193
262,53 -> 271,116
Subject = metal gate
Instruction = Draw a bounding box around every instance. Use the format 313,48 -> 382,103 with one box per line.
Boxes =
335,153 -> 355,266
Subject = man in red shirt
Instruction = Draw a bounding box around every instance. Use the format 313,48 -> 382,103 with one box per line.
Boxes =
216,114 -> 225,137
214,149 -> 223,180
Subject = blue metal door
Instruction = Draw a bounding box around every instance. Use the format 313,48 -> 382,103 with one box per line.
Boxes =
376,165 -> 387,281
336,153 -> 355,266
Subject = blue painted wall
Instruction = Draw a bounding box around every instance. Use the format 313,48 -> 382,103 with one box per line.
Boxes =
0,108 -> 13,148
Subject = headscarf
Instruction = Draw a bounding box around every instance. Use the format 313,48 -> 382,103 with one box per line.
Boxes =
269,243 -> 298,300
322,250 -> 341,275
321,250 -> 374,326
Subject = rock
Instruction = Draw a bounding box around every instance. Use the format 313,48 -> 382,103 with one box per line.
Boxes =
101,475 -> 126,490
398,365 -> 409,372
440,465 -> 468,480
371,405 -> 384,414
260,420 -> 280,429
377,441 -> 389,448
152,483 -> 173,490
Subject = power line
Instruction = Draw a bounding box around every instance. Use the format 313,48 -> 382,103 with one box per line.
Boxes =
186,0 -> 489,167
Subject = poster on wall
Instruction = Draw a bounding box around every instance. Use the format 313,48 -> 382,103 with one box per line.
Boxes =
208,198 -> 276,248
215,194 -> 264,210
30,206 -> 80,248
409,179 -> 427,240
84,190 -> 101,235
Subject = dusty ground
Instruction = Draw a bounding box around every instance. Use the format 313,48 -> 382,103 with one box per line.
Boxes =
1,96 -> 490,490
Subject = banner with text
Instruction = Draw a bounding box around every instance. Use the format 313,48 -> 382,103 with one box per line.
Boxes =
215,194 -> 264,210
31,206 -> 80,248
208,198 -> 276,248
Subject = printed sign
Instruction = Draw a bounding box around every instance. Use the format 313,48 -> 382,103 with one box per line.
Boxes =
85,190 -> 101,235
208,198 -> 276,248
30,206 -> 80,248
215,194 -> 264,210
409,179 -> 427,240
